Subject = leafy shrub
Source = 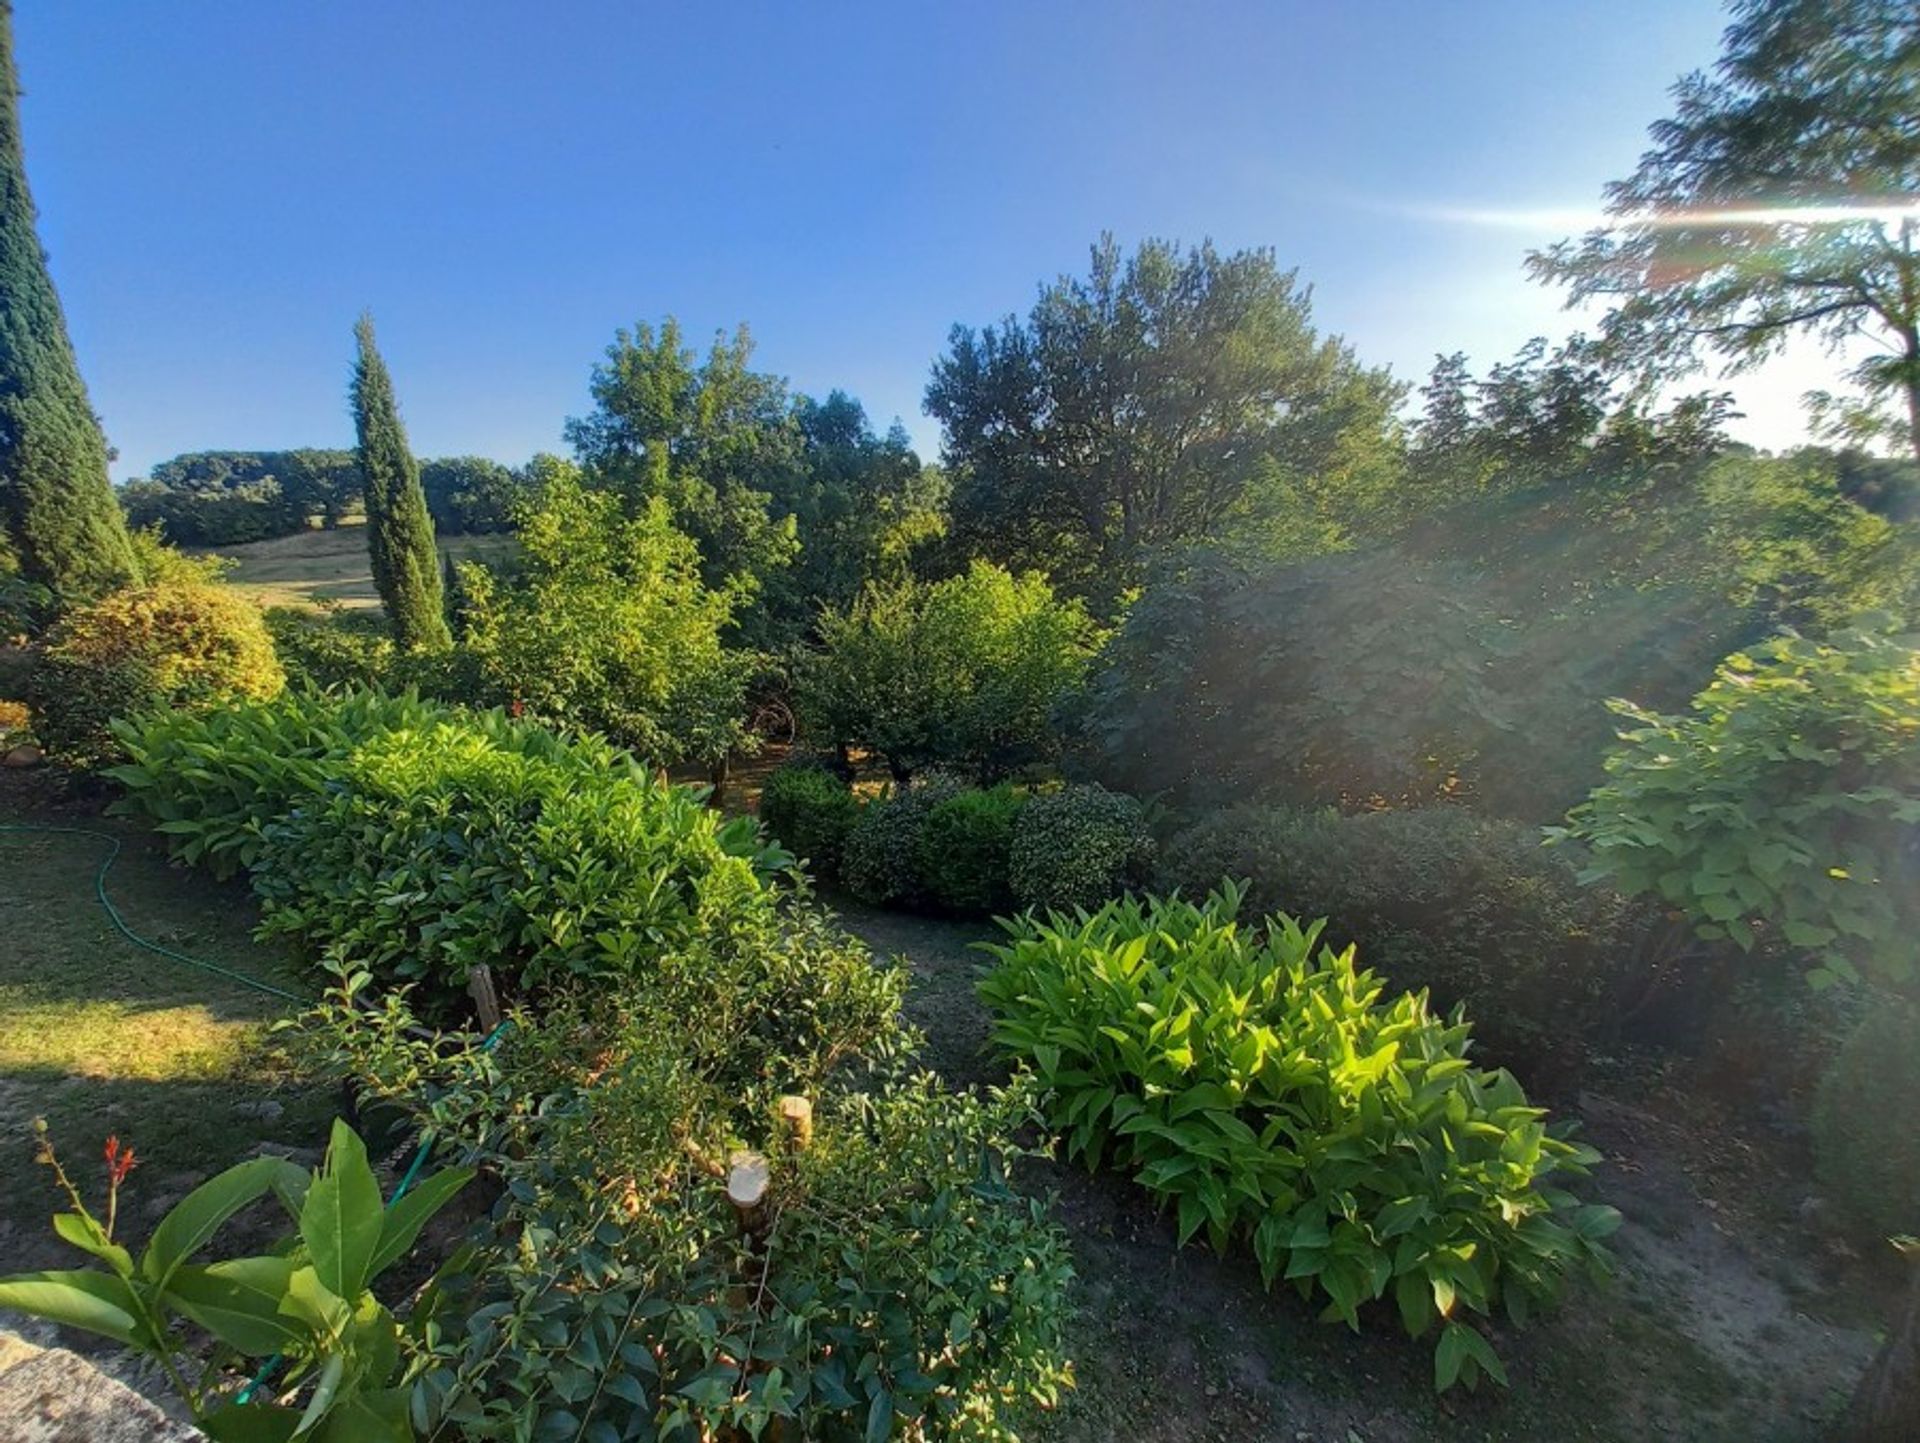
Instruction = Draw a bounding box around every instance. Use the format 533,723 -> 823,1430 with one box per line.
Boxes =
796,560 -> 1100,779
757,759 -> 861,883
0,698 -> 31,746
979,888 -> 1616,1390
31,580 -> 285,766
840,770 -> 968,908
458,460 -> 750,766
1556,620 -> 1920,989
1159,803 -> 1657,1071
1814,1004 -> 1920,1239
917,785 -> 1026,916
300,941 -> 1071,1442
1008,782 -> 1153,913
0,1116 -> 466,1439
266,605 -> 397,691
112,690 -> 791,1005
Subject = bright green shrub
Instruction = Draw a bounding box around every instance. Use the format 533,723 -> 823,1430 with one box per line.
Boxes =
1814,1005 -> 1920,1239
757,759 -> 861,883
31,580 -> 284,766
1556,621 -> 1920,989
796,560 -> 1100,779
265,605 -> 397,691
917,785 -> 1026,916
1008,782 -> 1153,913
1158,803 -> 1657,1069
111,690 -> 791,1005
458,460 -> 750,766
840,770 -> 968,908
979,888 -> 1617,1390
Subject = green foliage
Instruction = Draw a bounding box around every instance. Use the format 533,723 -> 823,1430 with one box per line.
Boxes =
251,720 -> 781,1001
350,315 -> 449,651
926,234 -> 1406,605
31,579 -> 285,766
1530,0 -> 1920,459
417,454 -> 530,534
840,770 -> 968,909
122,449 -> 363,545
458,457 -> 749,766
1814,1005 -> 1920,1239
299,929 -> 1070,1441
1083,449 -> 1919,820
756,759 -> 861,884
796,560 -> 1099,779
978,888 -> 1616,1389
111,689 -> 790,1005
1007,783 -> 1153,914
265,605 -> 398,691
1556,621 -> 1920,989
917,785 -> 1027,917
1158,803 -> 1658,1071
0,7 -> 139,603
0,1117 -> 467,1438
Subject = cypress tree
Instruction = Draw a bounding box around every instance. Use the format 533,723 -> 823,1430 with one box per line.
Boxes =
349,314 -> 448,650
0,1 -> 138,603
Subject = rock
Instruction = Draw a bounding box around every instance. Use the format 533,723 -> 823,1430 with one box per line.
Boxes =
0,1328 -> 202,1441
2,744 -> 43,769
232,1100 -> 284,1123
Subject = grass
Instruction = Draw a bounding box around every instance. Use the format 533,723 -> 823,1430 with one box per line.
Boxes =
188,523 -> 515,612
0,774 -> 331,1271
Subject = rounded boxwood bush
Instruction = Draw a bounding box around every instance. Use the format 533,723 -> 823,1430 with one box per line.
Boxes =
758,759 -> 861,883
1814,1005 -> 1920,1239
31,581 -> 284,766
1008,782 -> 1153,913
916,784 -> 1025,916
840,769 -> 966,909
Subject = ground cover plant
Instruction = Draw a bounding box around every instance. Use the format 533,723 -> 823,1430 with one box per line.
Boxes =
978,887 -> 1619,1392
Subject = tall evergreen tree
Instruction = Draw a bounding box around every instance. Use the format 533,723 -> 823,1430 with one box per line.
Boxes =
349,314 -> 447,649
0,1 -> 138,603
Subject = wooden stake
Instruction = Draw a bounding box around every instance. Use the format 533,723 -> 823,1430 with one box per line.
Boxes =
467,964 -> 502,1032
777,1096 -> 813,1153
726,1150 -> 770,1233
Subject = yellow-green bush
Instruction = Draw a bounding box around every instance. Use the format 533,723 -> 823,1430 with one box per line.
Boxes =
31,580 -> 284,765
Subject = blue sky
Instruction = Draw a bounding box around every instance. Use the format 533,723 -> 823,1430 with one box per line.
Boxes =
17,1 -> 1818,480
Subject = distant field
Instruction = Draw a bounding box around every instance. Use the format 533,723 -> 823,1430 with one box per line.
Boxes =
189,523 -> 515,611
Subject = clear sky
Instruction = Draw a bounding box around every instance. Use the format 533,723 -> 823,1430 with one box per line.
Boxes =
14,0 -> 1829,481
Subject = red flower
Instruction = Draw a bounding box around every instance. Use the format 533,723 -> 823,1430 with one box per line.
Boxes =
103,1135 -> 138,1186
509,698 -> 526,719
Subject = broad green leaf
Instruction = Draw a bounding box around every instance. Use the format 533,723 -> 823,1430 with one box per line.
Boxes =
0,1270 -> 142,1346
141,1158 -> 285,1290
52,1212 -> 133,1277
166,1257 -> 304,1356
312,1386 -> 412,1443
293,1352 -> 347,1437
300,1121 -> 384,1300
201,1402 -> 303,1443
367,1167 -> 472,1282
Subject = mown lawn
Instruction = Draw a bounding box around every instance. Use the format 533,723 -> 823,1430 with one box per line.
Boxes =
186,524 -> 515,612
0,773 -> 332,1273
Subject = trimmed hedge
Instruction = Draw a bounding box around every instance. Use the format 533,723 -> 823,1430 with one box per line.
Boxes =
916,784 -> 1025,916
1010,783 -> 1154,914
757,759 -> 861,884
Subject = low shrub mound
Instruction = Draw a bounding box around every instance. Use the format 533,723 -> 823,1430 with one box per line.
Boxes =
979,887 -> 1618,1390
1009,782 -> 1154,914
110,689 -> 790,1005
31,580 -> 284,765
265,604 -> 397,690
1814,1004 -> 1920,1240
757,758 -> 861,883
840,769 -> 967,909
1158,802 -> 1656,1071
917,784 -> 1026,916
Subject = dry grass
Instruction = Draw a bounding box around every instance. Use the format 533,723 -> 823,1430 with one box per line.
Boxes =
188,524 -> 515,612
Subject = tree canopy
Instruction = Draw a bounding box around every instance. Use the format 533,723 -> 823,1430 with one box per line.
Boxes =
1530,0 -> 1920,459
0,0 -> 138,603
924,234 -> 1405,604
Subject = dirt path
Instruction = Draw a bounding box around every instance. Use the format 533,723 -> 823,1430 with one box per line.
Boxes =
833,901 -> 1882,1442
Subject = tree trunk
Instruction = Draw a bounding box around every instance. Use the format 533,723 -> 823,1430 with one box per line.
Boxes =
1841,1252 -> 1920,1441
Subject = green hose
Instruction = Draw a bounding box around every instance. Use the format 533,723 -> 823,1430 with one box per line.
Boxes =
2,821 -> 508,1408
0,823 -> 308,1004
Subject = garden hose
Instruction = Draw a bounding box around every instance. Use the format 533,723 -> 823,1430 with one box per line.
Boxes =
1,821 -> 509,1408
